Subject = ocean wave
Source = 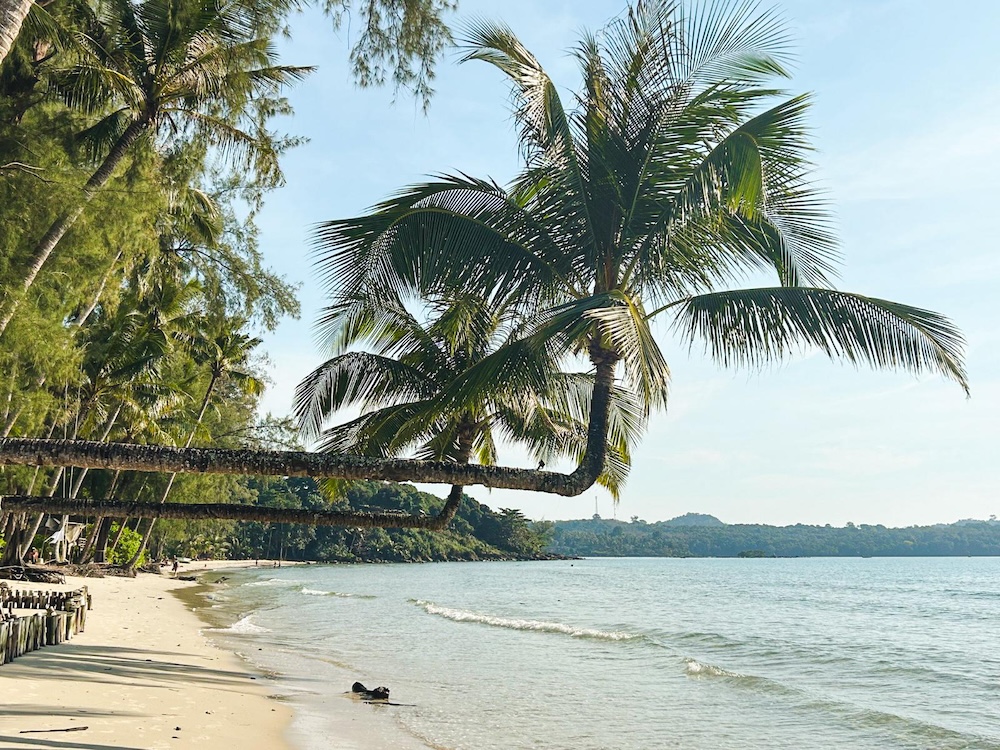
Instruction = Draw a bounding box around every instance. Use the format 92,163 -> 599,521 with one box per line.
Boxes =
213,615 -> 270,634
799,694 -> 1000,747
300,587 -> 332,596
412,600 -> 640,641
298,586 -> 375,599
673,630 -> 745,649
683,658 -> 746,678
245,577 -> 289,587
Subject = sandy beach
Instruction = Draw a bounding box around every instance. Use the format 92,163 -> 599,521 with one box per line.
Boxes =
0,561 -> 293,750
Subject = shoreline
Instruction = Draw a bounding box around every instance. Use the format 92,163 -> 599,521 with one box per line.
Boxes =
187,562 -> 433,750
0,560 -> 294,749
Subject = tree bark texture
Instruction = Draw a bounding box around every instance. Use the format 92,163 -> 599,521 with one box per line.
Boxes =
0,0 -> 32,66
0,437 -> 603,496
1,496 -> 476,530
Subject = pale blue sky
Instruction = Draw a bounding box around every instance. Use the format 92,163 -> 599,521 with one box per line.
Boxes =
251,0 -> 999,526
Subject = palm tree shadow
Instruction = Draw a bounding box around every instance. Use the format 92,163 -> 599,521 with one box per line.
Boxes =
6,642 -> 261,693
0,734 -> 145,750
0,706 -> 142,719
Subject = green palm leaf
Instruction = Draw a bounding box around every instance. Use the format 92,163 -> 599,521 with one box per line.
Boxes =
670,288 -> 968,392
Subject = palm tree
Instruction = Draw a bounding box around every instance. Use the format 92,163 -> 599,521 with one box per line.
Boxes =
124,317 -> 263,567
0,0 -> 969,520
293,290 -> 644,528
312,0 -> 967,493
0,0 -> 310,335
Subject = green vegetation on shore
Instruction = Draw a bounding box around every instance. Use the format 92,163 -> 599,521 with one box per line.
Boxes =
158,479 -> 554,563
547,515 -> 1000,558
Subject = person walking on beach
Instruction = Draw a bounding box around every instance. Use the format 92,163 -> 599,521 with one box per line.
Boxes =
171,558 -> 179,576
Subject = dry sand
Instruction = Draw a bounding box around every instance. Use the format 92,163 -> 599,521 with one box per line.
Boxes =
0,561 -> 293,750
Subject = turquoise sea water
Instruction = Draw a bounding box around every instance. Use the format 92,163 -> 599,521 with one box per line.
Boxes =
198,557 -> 1000,749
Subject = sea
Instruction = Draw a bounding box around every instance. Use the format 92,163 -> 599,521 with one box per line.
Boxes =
193,557 -> 1000,750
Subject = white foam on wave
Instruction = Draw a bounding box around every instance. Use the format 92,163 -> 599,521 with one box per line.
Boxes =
298,586 -> 370,598
214,615 -> 270,634
300,587 -> 331,596
684,658 -> 744,678
413,600 -> 639,641
245,578 -> 286,587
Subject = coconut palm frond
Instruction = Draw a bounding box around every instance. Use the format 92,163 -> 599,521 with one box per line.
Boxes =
671,287 -> 968,393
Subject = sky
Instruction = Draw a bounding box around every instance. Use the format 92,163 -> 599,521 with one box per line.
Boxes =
248,0 -> 999,528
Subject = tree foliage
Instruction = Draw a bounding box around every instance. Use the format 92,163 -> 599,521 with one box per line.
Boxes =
547,517 -> 1000,558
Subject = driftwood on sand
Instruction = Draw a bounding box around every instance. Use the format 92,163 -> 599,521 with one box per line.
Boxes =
351,681 -> 390,701
0,565 -> 65,584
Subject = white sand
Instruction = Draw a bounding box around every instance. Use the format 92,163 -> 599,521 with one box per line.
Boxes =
0,562 -> 292,749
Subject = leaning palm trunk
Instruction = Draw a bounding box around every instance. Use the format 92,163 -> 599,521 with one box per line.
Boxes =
0,0 -> 32,66
76,251 -> 124,327
426,427 -> 475,531
6,423 -> 492,531
0,437 -> 605,496
81,469 -> 121,562
0,118 -> 149,335
2,495 -> 488,530
106,516 -> 130,558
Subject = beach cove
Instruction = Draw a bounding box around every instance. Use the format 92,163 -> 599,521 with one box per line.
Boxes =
2,557 -> 999,749
203,557 -> 1000,750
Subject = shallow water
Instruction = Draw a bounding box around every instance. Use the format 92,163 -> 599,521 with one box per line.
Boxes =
199,557 -> 1000,749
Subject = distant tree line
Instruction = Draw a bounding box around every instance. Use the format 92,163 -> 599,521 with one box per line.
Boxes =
153,479 -> 555,563
546,517 -> 1000,557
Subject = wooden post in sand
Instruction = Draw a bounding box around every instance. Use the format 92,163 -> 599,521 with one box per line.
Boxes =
0,585 -> 92,663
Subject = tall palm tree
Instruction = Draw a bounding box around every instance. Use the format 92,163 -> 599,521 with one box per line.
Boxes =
0,0 -> 310,334
313,0 -> 967,492
294,290 -> 644,527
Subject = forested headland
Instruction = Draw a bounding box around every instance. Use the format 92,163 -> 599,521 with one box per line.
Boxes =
546,514 -> 1000,558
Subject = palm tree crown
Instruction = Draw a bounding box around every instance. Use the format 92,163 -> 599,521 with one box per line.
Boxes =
312,0 -> 967,488
294,290 -> 644,500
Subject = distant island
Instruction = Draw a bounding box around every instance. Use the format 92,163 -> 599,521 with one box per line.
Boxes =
546,514 -> 1000,557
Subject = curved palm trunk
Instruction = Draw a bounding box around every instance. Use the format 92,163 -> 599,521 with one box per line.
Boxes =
0,118 -> 149,336
0,0 -> 32,66
0,353 -> 618,536
0,436 -> 605,496
426,422 -> 475,531
568,345 -> 619,488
